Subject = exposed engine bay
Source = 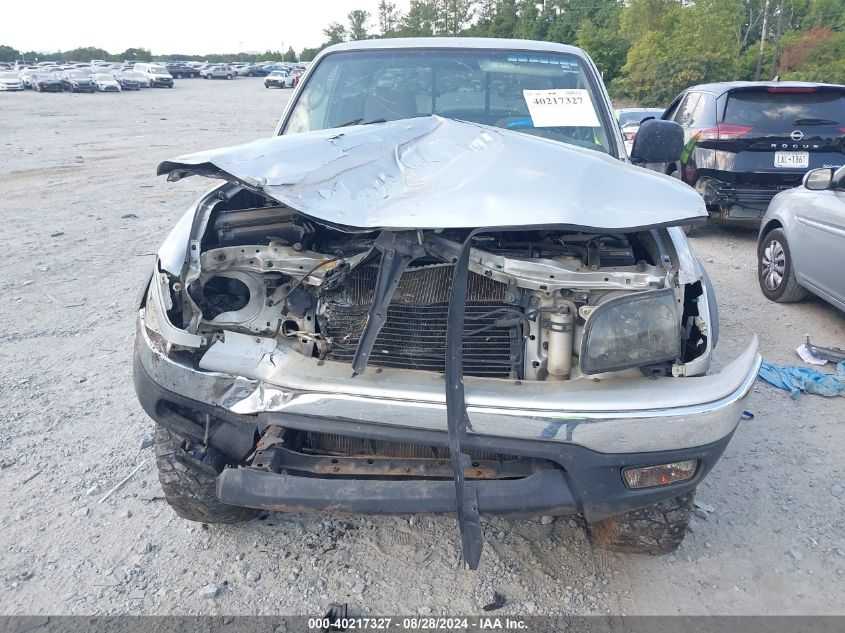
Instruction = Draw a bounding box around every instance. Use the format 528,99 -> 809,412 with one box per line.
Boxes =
159,188 -> 711,382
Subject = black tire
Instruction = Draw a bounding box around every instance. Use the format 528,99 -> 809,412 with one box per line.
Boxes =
758,228 -> 807,303
589,491 -> 694,555
154,425 -> 259,524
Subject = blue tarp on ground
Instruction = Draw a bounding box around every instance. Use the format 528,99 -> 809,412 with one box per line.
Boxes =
758,361 -> 845,399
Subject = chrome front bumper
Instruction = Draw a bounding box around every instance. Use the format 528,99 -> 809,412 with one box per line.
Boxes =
137,311 -> 761,455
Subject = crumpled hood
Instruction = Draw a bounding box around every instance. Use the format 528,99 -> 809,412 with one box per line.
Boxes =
158,116 -> 705,231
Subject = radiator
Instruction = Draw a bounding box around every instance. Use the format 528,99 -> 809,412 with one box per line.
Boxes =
319,263 -> 519,378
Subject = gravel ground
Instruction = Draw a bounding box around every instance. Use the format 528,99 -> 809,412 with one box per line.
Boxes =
1,78 -> 844,617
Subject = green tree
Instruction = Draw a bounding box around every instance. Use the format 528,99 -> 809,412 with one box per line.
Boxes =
779,27 -> 845,83
441,0 -> 476,35
515,0 -> 539,39
489,0 -> 519,38
300,46 -> 324,62
324,22 -> 348,45
120,47 -> 151,61
804,0 -> 845,29
348,9 -> 372,40
283,46 -> 297,62
377,0 -> 402,35
0,44 -> 21,62
62,47 -> 112,62
400,0 -> 438,36
614,0 -> 742,105
469,0 -> 498,35
577,19 -> 628,83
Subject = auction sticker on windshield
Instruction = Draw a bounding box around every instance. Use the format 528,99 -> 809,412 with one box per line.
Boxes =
523,89 -> 600,127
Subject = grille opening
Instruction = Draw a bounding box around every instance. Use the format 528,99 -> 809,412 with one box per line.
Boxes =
319,263 -> 523,378
297,430 -> 516,461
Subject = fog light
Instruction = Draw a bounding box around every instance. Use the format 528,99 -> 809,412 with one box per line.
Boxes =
622,460 -> 698,489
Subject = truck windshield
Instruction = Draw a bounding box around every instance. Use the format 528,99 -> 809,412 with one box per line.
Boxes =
282,48 -> 613,154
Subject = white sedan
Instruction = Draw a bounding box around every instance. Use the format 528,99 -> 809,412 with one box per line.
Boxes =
92,73 -> 122,92
0,72 -> 25,91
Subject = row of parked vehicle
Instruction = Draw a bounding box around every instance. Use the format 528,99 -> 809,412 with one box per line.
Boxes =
618,79 -> 845,311
1,61 -> 177,92
0,59 -> 309,93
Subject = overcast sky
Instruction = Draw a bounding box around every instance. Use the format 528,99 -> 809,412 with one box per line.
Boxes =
6,1 -> 411,56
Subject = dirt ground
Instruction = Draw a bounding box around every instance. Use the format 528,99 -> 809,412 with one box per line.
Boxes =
1,78 -> 844,617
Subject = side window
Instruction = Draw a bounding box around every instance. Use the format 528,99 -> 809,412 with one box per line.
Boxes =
663,95 -> 683,121
690,93 -> 715,127
672,92 -> 701,127
689,93 -> 709,127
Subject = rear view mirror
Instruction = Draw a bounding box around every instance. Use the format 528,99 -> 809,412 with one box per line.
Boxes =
630,119 -> 684,164
803,168 -> 834,191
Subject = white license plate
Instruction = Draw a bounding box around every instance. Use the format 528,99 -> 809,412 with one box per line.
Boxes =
774,151 -> 809,168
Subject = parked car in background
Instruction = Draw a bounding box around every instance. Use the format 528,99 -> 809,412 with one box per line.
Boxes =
200,64 -> 233,80
264,70 -> 294,89
119,70 -> 150,88
165,62 -> 200,78
61,70 -> 96,93
656,81 -> 845,225
616,107 -> 664,153
249,64 -> 270,77
0,71 -> 24,91
112,72 -> 141,91
92,73 -> 121,92
18,67 -> 40,88
757,166 -> 845,310
133,63 -> 174,88
31,72 -> 64,92
135,38 -> 761,570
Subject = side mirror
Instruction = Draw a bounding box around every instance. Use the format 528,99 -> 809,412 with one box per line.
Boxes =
630,119 -> 684,164
803,168 -> 834,191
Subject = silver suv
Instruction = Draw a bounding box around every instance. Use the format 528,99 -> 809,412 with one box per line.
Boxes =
200,64 -> 233,80
134,39 -> 760,567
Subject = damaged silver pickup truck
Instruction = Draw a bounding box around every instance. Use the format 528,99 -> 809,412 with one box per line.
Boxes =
134,39 -> 761,567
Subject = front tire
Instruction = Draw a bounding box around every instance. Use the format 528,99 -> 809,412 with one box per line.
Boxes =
758,228 -> 807,303
589,491 -> 694,555
154,425 -> 259,524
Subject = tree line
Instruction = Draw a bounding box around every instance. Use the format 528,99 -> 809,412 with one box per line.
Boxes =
0,45 -> 300,66
306,0 -> 845,105
4,0 -> 844,105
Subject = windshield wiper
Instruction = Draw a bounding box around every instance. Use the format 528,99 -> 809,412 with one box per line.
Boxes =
793,118 -> 839,126
336,117 -> 387,128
